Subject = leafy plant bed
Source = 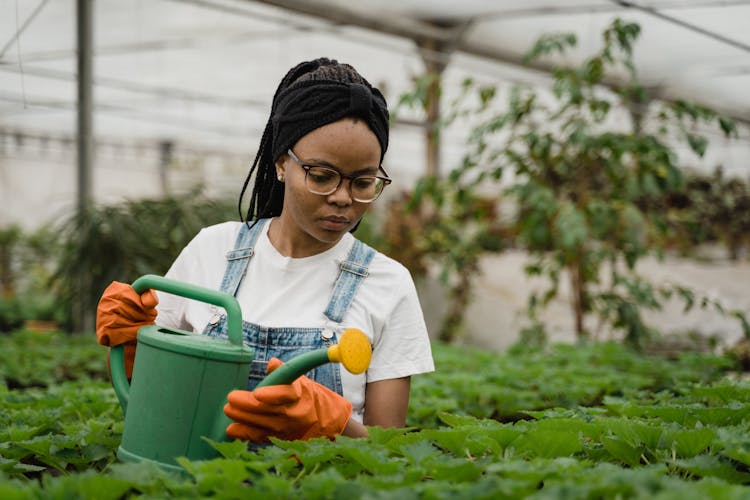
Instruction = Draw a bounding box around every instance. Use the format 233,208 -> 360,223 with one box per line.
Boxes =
2,331 -> 750,497
0,330 -> 108,389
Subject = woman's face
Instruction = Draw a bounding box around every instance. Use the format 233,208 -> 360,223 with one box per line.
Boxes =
275,117 -> 382,255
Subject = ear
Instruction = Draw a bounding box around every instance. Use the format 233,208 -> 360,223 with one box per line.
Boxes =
275,155 -> 287,182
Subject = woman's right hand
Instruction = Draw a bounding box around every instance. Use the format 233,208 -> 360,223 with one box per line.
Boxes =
96,282 -> 158,379
96,281 -> 159,347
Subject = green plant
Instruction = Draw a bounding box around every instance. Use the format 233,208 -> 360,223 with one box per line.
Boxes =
0,330 -> 107,388
4,331 -> 750,497
0,225 -> 64,331
0,225 -> 23,298
373,185 -> 508,341
19,293 -> 66,324
393,58 -> 514,342
49,190 -> 237,332
665,169 -> 750,260
408,19 -> 741,346
0,295 -> 23,332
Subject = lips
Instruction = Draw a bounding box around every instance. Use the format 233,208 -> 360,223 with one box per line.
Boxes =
322,215 -> 350,223
320,215 -> 351,231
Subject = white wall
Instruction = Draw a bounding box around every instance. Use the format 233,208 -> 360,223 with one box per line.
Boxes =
0,130 -> 247,230
419,250 -> 750,351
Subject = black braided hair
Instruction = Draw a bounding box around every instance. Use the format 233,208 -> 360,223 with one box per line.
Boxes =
238,58 -> 389,225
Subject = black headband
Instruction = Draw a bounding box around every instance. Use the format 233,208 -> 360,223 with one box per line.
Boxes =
270,79 -> 389,163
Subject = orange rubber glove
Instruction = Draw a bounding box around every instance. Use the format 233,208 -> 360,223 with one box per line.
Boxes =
96,281 -> 158,379
224,357 -> 353,443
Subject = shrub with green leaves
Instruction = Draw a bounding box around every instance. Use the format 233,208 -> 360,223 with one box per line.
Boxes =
0,330 -> 107,389
666,169 -> 750,260
0,225 -> 65,331
49,191 -> 237,332
401,18 -> 743,346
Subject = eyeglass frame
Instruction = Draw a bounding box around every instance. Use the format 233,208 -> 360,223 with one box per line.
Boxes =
286,148 -> 392,202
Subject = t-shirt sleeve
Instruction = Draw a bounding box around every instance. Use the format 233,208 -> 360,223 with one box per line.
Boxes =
366,271 -> 435,382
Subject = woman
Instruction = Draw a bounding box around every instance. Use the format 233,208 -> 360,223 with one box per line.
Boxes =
96,57 -> 434,442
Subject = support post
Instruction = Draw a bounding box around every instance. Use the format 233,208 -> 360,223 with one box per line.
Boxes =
417,39 -> 447,178
77,0 -> 93,213
159,140 -> 173,196
75,0 -> 94,333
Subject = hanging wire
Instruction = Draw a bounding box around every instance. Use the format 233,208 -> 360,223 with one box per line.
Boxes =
613,0 -> 750,54
1,0 -> 52,109
0,0 -> 50,58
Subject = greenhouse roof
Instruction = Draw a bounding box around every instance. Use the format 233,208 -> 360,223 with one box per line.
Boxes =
1,0 -> 749,166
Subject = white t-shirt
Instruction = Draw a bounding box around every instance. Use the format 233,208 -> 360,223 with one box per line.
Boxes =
155,219 -> 435,423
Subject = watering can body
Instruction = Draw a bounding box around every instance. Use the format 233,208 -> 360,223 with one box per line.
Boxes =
110,275 -> 253,472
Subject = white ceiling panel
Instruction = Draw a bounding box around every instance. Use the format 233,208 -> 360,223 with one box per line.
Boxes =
1,0 -> 748,168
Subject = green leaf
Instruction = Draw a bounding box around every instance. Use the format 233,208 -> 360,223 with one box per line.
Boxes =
420,429 -> 472,456
721,442 -> 750,468
513,429 -> 582,458
524,32 -> 577,63
718,116 -> 736,137
438,412 -> 497,428
669,428 -> 716,457
686,133 -> 708,157
672,455 -> 750,484
553,202 -> 588,251
0,481 -> 36,500
203,436 -> 251,460
0,455 -> 45,474
366,426 -> 415,445
601,435 -> 642,467
421,427 -> 513,458
41,473 -> 132,500
429,458 -> 484,482
334,439 -> 400,475
398,441 -> 440,466
176,457 -> 253,495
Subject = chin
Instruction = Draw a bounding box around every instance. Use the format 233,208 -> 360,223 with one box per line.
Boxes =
315,227 -> 348,242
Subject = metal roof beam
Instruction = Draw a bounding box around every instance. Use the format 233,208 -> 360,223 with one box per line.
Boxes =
249,0 -> 555,74
479,0 -> 750,21
250,0 -> 561,81
251,0 -> 750,124
249,0 -> 459,44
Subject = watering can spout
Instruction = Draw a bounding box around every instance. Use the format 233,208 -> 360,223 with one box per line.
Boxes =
255,328 -> 372,388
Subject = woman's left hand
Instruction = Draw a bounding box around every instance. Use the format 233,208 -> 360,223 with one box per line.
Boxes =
224,357 -> 353,442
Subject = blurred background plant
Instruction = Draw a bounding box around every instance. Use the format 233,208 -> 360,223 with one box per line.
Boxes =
376,182 -> 509,342
384,18 -> 748,347
0,225 -> 65,332
0,189 -> 236,333
664,168 -> 750,260
1,18 -> 748,351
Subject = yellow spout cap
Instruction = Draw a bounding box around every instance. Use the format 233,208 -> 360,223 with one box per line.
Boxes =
327,328 -> 372,375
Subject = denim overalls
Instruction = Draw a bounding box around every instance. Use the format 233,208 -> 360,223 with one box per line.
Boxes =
202,218 -> 375,395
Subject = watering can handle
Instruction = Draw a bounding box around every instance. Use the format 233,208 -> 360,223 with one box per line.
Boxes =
130,274 -> 244,345
110,274 -> 245,413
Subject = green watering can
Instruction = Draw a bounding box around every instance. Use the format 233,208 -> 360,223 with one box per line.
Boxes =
110,274 -> 372,473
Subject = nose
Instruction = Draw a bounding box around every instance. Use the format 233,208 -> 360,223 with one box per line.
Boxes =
327,178 -> 353,206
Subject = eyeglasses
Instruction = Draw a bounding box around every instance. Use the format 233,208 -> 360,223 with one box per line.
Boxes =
287,149 -> 392,203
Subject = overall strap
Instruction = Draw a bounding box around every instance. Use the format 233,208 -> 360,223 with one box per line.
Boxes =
218,219 -> 267,297
324,239 -> 377,323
